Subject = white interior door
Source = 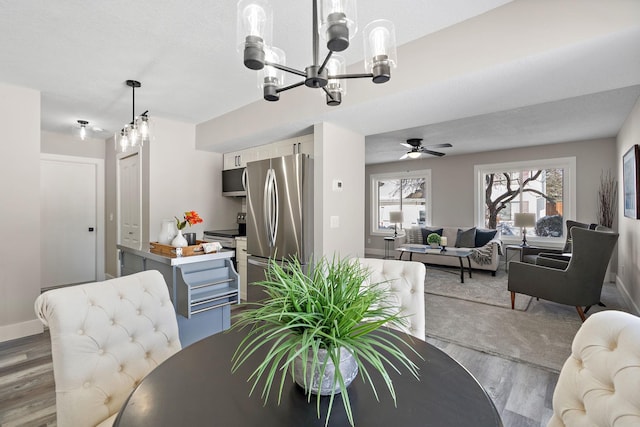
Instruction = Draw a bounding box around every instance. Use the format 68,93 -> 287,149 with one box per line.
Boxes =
119,153 -> 141,247
41,157 -> 98,288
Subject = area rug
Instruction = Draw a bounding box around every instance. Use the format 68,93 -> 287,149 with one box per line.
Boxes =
423,268 -> 629,372
424,267 -> 532,311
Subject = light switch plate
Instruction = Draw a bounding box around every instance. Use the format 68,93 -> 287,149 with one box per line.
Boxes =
330,216 -> 339,228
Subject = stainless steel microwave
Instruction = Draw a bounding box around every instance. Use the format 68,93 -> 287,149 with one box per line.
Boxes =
222,168 -> 246,197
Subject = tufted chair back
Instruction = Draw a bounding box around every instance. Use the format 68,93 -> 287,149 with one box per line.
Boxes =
35,270 -> 182,427
356,258 -> 426,340
548,310 -> 640,427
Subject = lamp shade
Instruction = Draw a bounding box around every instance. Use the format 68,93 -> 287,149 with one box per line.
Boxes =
389,211 -> 403,224
514,213 -> 536,228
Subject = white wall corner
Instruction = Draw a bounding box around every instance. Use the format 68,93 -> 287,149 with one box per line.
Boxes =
615,275 -> 640,316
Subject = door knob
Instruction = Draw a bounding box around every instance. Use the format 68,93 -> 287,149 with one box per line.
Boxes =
88,227 -> 94,232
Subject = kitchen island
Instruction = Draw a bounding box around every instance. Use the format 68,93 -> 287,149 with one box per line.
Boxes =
117,244 -> 239,347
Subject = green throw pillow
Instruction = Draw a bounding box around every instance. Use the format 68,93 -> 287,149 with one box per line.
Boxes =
455,227 -> 477,248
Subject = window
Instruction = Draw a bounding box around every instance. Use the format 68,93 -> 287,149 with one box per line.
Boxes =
474,158 -> 576,244
370,170 -> 432,235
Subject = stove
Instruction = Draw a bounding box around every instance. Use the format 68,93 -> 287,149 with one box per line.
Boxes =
203,212 -> 246,249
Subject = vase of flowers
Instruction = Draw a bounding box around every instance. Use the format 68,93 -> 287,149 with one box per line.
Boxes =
231,256 -> 420,426
171,211 -> 203,247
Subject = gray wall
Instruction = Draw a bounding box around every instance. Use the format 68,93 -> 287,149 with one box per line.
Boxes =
41,130 -> 105,159
313,123 -> 365,259
365,138 -> 617,256
616,95 -> 640,314
0,83 -> 43,341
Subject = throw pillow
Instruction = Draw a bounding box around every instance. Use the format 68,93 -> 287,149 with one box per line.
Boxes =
455,227 -> 476,248
475,228 -> 497,247
405,226 -> 423,244
421,227 -> 443,244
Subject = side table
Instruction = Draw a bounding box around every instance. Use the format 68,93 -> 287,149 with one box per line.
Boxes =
504,244 -> 523,272
384,237 -> 396,259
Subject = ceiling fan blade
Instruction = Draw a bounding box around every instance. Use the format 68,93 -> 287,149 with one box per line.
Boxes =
421,149 -> 446,157
400,142 -> 412,148
425,143 -> 452,149
400,153 -> 409,160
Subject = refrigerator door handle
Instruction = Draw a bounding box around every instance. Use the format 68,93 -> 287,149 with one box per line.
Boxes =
248,257 -> 270,268
271,169 -> 279,246
263,169 -> 272,247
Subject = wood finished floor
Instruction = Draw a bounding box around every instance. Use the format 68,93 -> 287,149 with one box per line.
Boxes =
0,330 -> 557,427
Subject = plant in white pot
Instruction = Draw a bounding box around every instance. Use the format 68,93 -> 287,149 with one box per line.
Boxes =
231,256 -> 420,426
426,232 -> 441,248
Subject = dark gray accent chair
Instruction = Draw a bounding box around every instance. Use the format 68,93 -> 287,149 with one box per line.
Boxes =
520,220 -> 597,265
508,227 -> 619,321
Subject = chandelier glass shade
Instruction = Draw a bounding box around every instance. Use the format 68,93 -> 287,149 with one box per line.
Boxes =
237,0 -> 397,106
115,80 -> 151,153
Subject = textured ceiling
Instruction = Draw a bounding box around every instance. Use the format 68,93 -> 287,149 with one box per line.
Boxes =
0,0 -> 639,164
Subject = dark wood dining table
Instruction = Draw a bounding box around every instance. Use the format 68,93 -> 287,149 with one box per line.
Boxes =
114,327 -> 503,427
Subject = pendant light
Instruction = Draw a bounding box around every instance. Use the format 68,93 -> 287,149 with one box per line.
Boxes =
116,80 -> 151,153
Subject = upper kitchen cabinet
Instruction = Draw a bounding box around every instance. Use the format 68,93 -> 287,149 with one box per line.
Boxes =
223,134 -> 313,171
223,148 -> 258,170
270,134 -> 314,157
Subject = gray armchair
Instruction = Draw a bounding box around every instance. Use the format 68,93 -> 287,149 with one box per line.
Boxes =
521,220 -> 597,264
508,227 -> 618,321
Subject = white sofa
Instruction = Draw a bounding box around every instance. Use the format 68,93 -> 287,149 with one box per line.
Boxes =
397,226 -> 502,275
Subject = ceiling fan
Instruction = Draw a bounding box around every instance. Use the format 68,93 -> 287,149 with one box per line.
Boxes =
400,138 -> 452,159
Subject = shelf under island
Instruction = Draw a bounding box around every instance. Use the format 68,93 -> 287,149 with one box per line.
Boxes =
117,244 -> 239,347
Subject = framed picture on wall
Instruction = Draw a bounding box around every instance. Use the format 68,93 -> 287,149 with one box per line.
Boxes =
623,144 -> 640,219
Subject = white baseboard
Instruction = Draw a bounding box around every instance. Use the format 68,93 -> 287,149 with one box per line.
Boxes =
0,319 -> 44,343
105,273 -> 116,280
615,275 -> 640,316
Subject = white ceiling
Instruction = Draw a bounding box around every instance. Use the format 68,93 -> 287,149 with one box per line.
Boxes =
0,0 -> 639,164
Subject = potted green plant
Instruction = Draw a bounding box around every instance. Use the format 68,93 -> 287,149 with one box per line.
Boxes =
426,232 -> 441,248
231,256 -> 420,426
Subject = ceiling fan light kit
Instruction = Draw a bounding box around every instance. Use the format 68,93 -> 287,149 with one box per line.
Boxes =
115,79 -> 151,153
237,0 -> 397,106
400,138 -> 452,160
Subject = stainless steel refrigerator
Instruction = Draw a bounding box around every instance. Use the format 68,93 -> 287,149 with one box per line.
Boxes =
246,154 -> 314,301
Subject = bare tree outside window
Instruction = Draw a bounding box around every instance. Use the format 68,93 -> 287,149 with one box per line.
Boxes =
484,170 -> 561,234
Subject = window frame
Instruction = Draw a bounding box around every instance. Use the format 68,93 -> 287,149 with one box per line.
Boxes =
369,169 -> 432,236
474,157 -> 576,247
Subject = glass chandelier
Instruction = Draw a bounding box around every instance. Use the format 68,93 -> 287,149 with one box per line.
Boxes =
116,80 -> 151,153
237,0 -> 397,106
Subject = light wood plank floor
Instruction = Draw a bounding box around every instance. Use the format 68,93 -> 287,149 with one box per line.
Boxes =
0,328 -> 557,426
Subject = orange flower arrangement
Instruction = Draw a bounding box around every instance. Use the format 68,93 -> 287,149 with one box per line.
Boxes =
175,210 -> 203,230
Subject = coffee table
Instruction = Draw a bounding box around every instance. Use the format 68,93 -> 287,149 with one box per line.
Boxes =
397,245 -> 473,283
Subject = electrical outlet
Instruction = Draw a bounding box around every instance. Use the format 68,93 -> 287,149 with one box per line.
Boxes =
367,238 -> 371,244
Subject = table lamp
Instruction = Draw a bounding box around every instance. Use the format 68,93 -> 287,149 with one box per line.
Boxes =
389,211 -> 404,237
514,213 -> 536,246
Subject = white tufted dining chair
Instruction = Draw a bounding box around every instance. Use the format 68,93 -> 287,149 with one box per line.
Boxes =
357,258 -> 426,340
548,310 -> 640,427
35,270 -> 182,427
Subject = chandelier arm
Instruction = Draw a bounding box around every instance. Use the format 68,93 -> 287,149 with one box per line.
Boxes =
317,51 -> 334,76
265,61 -> 306,78
322,86 -> 337,103
275,80 -> 306,94
330,73 -> 375,80
131,84 -> 135,123
312,0 -> 319,66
